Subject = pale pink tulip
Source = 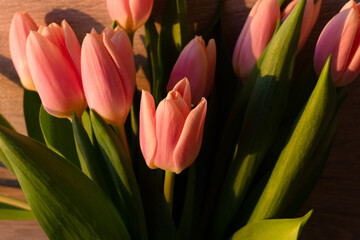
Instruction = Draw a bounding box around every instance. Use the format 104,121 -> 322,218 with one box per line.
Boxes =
167,37 -> 216,104
81,31 -> 134,126
9,12 -> 38,91
282,0 -> 322,51
26,20 -> 86,118
232,0 -> 280,81
140,78 -> 207,174
314,0 -> 360,86
106,0 -> 153,33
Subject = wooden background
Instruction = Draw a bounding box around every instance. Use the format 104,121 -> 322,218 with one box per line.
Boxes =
0,0 -> 359,239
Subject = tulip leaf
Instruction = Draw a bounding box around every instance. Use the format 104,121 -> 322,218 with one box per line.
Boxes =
230,211 -> 312,240
90,110 -> 148,240
176,0 -> 188,47
0,203 -> 35,220
23,89 -> 44,143
39,105 -> 80,168
248,56 -> 336,223
213,0 -> 306,238
71,113 -> 121,206
0,113 -> 15,131
0,126 -> 130,240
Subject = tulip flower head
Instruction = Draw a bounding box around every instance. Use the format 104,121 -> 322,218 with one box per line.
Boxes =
167,36 -> 216,104
9,12 -> 38,91
140,78 -> 207,174
106,0 -> 154,33
314,0 -> 360,86
81,29 -> 135,126
26,20 -> 86,118
232,0 -> 280,81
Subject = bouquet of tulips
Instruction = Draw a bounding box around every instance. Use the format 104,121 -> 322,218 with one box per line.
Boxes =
1,0 -> 359,239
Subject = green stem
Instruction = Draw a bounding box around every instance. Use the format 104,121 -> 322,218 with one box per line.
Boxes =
128,32 -> 134,46
163,171 -> 175,214
0,194 -> 31,211
116,125 -> 131,158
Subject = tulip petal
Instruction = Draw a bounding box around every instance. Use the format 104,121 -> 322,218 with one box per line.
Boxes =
110,27 -> 136,89
173,98 -> 207,174
314,5 -> 359,83
166,91 -> 190,119
9,12 -> 38,90
139,91 -> 157,169
81,33 -> 127,125
167,37 -> 208,104
62,20 -> 81,76
106,0 -> 133,32
153,99 -> 186,172
103,33 -> 134,114
26,31 -> 85,117
129,0 -> 153,30
172,78 -> 192,108
204,39 -> 217,97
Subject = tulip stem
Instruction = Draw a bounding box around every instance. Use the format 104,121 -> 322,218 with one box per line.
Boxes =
116,125 -> 131,158
164,170 -> 176,214
0,194 -> 31,211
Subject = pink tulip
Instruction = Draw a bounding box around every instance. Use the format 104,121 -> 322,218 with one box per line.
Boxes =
314,0 -> 360,86
140,78 -> 207,174
81,30 -> 135,126
282,0 -> 322,51
26,20 -> 86,118
106,0 -> 154,33
232,0 -> 280,81
9,12 -> 38,91
167,37 -> 216,104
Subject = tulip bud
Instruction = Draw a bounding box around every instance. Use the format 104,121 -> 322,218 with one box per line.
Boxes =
26,20 -> 86,118
81,31 -> 135,126
167,36 -> 216,104
232,0 -> 280,81
314,0 -> 360,86
9,12 -> 38,91
106,0 -> 154,33
140,78 -> 207,174
282,0 -> 322,51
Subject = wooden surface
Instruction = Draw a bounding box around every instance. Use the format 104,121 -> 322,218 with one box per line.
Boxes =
0,0 -> 359,239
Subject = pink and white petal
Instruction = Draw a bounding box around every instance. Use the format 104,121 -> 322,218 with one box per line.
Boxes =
139,90 -> 157,168
173,98 -> 207,174
62,20 -> 81,76
172,78 -> 192,108
129,0 -> 154,30
153,99 -> 186,172
106,0 -> 132,32
204,39 -> 217,97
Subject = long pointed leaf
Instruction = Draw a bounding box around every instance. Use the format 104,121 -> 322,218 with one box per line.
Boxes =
213,0 -> 306,238
23,89 -> 44,143
230,211 -> 312,240
0,126 -> 130,240
90,110 -> 147,240
248,56 -> 336,223
39,106 -> 80,168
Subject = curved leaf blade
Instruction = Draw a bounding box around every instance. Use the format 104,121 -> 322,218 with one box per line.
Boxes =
0,126 -> 130,240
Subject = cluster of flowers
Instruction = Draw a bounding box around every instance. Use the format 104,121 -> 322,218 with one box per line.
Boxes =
9,0 -> 360,175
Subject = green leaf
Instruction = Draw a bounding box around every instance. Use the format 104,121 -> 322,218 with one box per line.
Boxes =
0,202 -> 34,220
90,110 -> 148,240
39,106 -> 80,168
176,0 -> 188,47
248,56 -> 336,223
213,0 -> 306,238
72,113 -> 121,205
0,126 -> 130,240
0,113 -> 15,131
23,89 -> 44,143
230,211 -> 312,240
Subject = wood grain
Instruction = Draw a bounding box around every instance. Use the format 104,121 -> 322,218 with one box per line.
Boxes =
0,0 -> 359,239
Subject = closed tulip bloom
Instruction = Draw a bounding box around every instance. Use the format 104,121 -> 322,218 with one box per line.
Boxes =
314,0 -> 360,86
232,0 -> 280,81
26,20 -> 86,118
81,31 -> 134,126
9,12 -> 38,91
282,0 -> 322,51
140,78 -> 207,174
167,37 -> 216,104
106,0 -> 153,33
